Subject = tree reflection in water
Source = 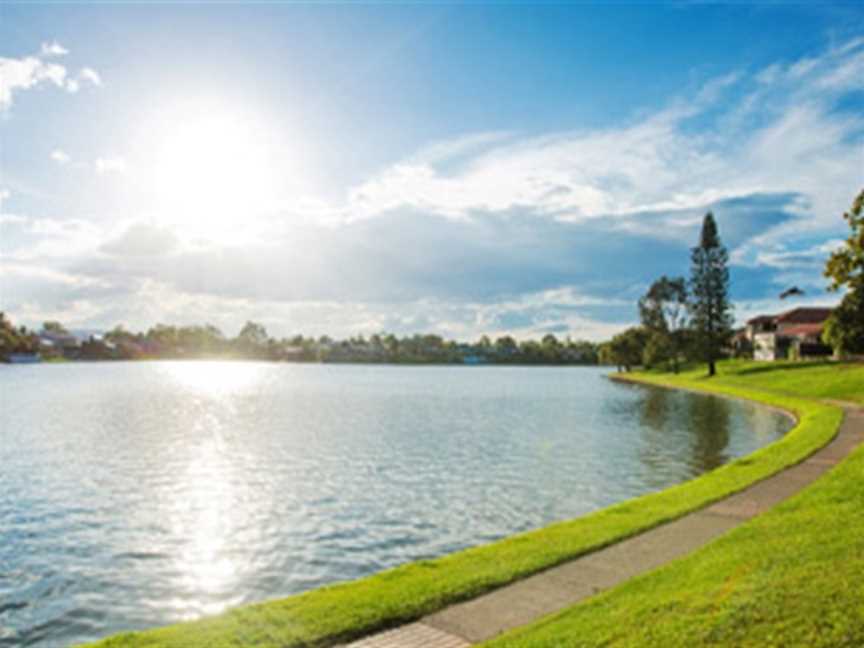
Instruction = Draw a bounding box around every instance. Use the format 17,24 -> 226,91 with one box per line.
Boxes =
686,394 -> 731,472
635,386 -> 732,484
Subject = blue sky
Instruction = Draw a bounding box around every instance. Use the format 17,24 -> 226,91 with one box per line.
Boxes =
1,2 -> 863,340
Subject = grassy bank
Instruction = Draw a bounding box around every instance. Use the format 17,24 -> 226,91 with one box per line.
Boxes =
85,362 -> 848,648
485,360 -> 863,648
622,359 -> 864,406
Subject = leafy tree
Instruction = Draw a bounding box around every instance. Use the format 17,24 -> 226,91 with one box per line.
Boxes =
42,320 -> 68,335
823,289 -> 864,356
105,324 -> 137,343
236,321 -> 269,355
494,335 -> 518,355
824,189 -> 864,293
382,334 -> 399,358
146,324 -> 179,354
689,212 -> 733,376
1,312 -> 37,356
605,327 -> 650,372
823,189 -> 864,356
566,339 -> 599,364
639,276 -> 688,373
642,330 -> 674,370
518,339 -> 543,364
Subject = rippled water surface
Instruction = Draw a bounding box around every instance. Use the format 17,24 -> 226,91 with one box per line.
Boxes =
0,362 -> 792,646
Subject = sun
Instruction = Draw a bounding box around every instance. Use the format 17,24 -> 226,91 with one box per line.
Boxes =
152,101 -> 279,239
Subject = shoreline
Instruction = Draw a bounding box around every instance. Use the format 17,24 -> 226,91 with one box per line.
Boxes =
81,366 -> 844,647
3,356 -> 606,368
608,371 -> 800,426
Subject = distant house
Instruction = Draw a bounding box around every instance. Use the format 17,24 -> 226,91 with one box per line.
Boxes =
749,307 -> 834,361
273,345 -> 306,361
38,331 -> 82,359
462,354 -> 488,365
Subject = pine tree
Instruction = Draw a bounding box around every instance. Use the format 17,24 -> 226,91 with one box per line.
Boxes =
689,212 -> 733,376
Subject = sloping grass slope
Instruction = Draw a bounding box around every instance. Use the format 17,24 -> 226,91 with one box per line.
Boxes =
639,359 -> 864,405
484,362 -> 863,648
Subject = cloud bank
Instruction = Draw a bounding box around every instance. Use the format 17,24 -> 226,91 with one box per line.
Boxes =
0,42 -> 101,110
2,37 -> 862,339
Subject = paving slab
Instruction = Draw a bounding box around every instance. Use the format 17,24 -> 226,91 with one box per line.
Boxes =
344,622 -> 470,648
349,405 -> 863,647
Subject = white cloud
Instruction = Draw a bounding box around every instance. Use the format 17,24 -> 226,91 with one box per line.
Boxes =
95,156 -> 126,174
1,213 -> 108,262
0,45 -> 101,110
40,41 -> 69,58
50,149 -> 71,164
78,67 -> 102,87
0,56 -> 66,108
751,239 -> 845,270
4,37 -> 862,340
0,188 -> 10,209
334,37 -> 864,255
0,212 -> 27,227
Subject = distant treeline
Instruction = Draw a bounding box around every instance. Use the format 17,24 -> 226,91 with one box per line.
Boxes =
0,314 -> 600,365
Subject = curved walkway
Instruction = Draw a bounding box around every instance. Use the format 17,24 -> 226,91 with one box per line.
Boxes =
343,404 -> 864,648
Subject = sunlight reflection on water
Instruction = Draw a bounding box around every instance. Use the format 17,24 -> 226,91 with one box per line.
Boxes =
161,360 -> 263,395
159,362 -> 268,618
0,363 -> 792,646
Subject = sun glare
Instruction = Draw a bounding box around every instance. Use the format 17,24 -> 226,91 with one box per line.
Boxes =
163,360 -> 263,395
152,103 -> 279,239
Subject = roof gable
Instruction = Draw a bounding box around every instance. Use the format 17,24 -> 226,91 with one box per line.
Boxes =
776,307 -> 833,324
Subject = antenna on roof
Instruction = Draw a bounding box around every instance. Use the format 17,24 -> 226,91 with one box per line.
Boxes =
779,286 -> 805,299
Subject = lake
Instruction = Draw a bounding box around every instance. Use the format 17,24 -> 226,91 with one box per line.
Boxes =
0,362 -> 792,646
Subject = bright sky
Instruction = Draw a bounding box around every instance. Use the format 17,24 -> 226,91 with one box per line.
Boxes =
1,2 -> 863,340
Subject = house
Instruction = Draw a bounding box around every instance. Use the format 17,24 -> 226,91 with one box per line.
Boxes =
746,315 -> 777,338
38,331 -> 82,359
750,307 -> 833,361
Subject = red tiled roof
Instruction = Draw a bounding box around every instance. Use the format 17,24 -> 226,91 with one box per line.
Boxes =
780,323 -> 825,337
775,307 -> 833,324
746,314 -> 776,325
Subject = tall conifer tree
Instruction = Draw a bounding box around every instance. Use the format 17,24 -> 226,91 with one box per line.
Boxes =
689,212 -> 733,376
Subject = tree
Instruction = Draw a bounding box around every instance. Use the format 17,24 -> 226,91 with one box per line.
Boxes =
494,335 -> 518,357
42,320 -> 68,335
823,189 -> 864,356
823,289 -> 864,356
642,330 -> 674,370
604,327 -> 650,372
236,321 -> 269,356
566,339 -> 599,364
689,212 -> 733,376
639,276 -> 688,373
541,333 -> 562,363
824,189 -> 864,293
1,312 -> 37,356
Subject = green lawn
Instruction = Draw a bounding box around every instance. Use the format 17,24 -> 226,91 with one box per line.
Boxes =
484,360 -> 864,648
637,359 -> 864,405
83,361 -> 851,648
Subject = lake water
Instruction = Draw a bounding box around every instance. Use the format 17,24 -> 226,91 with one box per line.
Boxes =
0,362 -> 791,646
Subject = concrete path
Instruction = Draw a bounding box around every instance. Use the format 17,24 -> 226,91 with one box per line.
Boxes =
344,405 -> 864,648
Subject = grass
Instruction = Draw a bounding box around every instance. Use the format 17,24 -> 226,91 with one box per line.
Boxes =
634,359 -> 864,406
84,361 -> 851,648
483,360 -> 864,648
